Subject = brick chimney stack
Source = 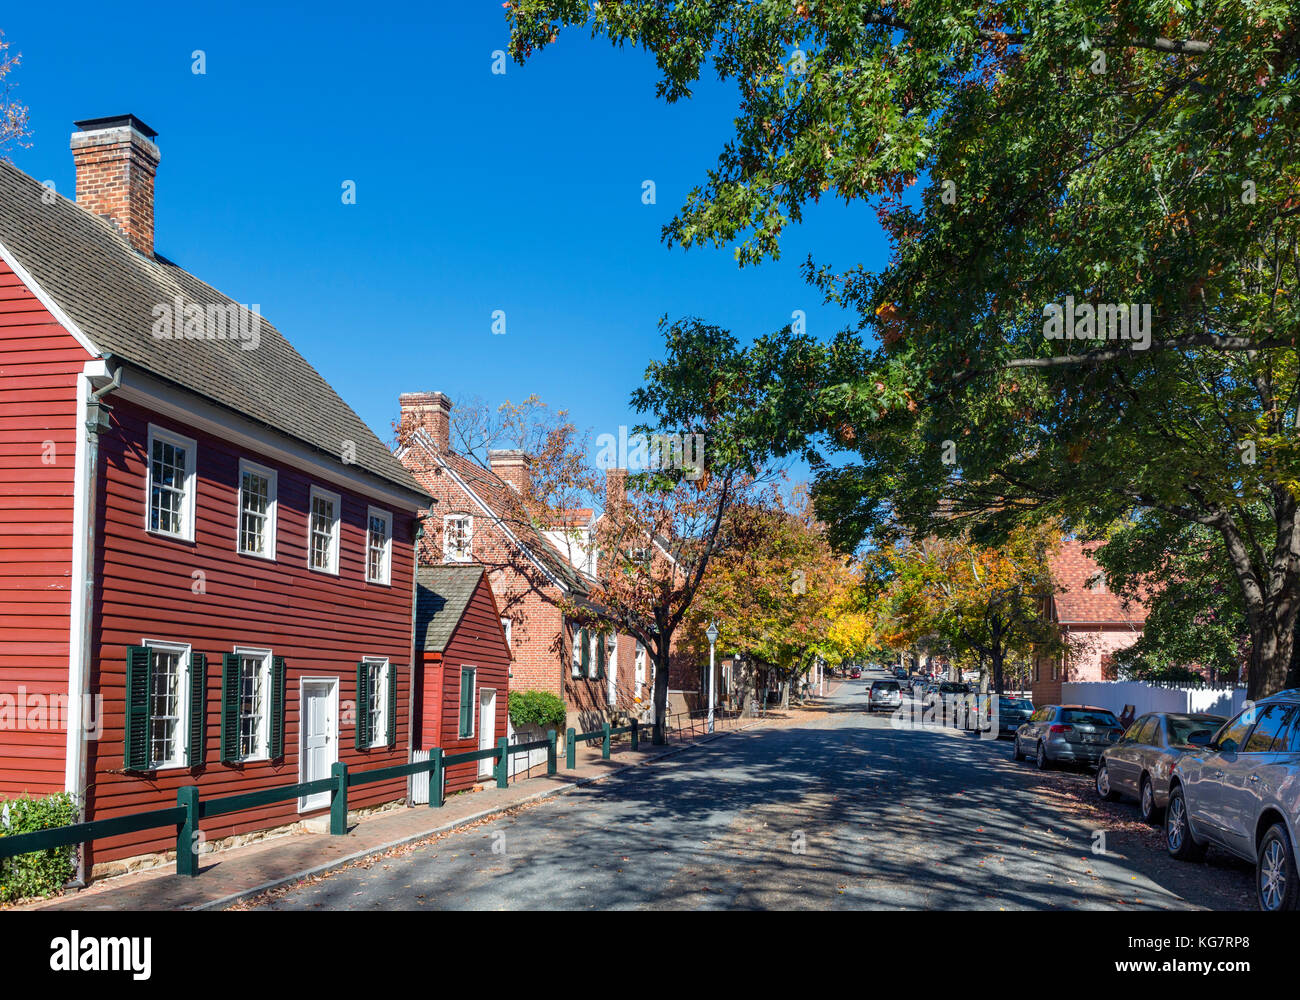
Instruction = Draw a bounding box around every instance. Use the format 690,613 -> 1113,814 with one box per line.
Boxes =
71,115 -> 161,257
489,449 -> 530,494
605,469 -> 628,512
398,391 -> 453,452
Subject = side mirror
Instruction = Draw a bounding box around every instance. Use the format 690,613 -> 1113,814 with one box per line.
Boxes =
1218,737 -> 1238,754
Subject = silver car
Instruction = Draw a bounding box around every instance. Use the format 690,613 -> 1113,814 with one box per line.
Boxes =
1095,712 -> 1225,823
1165,690 -> 1300,910
867,679 -> 902,712
1013,704 -> 1124,769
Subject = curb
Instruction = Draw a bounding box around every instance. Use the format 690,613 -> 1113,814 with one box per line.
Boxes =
195,720 -> 764,911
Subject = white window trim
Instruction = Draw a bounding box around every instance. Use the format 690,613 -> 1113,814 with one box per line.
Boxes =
145,424 -> 197,543
500,617 -> 512,650
588,630 -> 600,680
366,505 -> 393,585
571,626 -> 582,678
141,637 -> 191,771
308,485 -> 342,575
232,645 -> 274,762
443,513 -> 474,563
363,656 -> 390,748
237,458 -> 278,560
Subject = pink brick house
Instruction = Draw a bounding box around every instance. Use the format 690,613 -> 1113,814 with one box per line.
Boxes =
1032,539 -> 1147,705
394,392 -> 644,730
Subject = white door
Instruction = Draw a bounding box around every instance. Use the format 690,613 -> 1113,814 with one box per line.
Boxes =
478,688 -> 496,778
299,679 -> 337,811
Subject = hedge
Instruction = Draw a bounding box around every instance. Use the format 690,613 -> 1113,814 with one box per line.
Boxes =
0,792 -> 78,902
508,690 -> 566,732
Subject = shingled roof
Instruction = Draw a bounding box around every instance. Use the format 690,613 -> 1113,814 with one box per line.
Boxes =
415,564 -> 490,652
400,429 -> 594,595
0,159 -> 425,499
1049,539 -> 1147,627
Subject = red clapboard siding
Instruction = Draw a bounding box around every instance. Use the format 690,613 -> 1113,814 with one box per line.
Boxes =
426,574 -> 511,795
0,260 -> 90,798
85,395 -> 418,865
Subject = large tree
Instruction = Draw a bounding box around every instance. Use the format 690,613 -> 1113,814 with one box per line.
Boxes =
507,2 -> 1300,698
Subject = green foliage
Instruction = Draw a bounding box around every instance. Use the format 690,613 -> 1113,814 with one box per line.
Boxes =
0,792 -> 77,902
508,690 -> 566,732
507,1 -> 1300,697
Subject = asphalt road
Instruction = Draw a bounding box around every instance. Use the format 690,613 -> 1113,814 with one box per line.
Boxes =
250,674 -> 1254,910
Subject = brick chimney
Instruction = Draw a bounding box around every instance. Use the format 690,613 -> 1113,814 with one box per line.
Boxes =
605,469 -> 628,512
71,115 -> 161,257
399,391 -> 452,452
489,449 -> 530,494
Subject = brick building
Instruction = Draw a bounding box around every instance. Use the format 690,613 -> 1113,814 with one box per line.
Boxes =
1031,539 -> 1147,705
394,392 -> 645,729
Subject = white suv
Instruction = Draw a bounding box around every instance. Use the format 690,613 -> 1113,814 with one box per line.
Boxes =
1165,690 -> 1300,910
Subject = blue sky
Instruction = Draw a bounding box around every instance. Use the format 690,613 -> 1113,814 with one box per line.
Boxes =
2,2 -> 886,467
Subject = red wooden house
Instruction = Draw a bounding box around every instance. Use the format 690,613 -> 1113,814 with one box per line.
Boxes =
0,115 -> 430,878
414,565 -> 512,794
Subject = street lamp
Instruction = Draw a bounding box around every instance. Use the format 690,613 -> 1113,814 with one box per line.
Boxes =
705,622 -> 719,734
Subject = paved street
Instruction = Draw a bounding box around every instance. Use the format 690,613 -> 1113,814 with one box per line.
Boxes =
248,673 -> 1254,911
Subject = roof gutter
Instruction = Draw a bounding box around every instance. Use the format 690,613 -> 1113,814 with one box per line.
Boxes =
66,356 -> 120,883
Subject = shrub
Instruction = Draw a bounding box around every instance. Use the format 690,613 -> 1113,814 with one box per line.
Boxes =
508,690 -> 567,732
0,792 -> 78,902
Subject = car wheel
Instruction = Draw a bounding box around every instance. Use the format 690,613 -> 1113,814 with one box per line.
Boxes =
1095,763 -> 1119,801
1165,786 -> 1207,862
1138,776 -> 1161,825
1012,737 -> 1024,761
1036,742 -> 1052,771
1257,823 -> 1299,911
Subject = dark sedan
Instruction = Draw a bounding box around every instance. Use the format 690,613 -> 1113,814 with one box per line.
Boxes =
1014,705 -> 1125,770
994,696 -> 1034,738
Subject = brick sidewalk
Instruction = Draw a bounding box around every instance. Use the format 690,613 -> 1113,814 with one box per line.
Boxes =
20,716 -> 765,911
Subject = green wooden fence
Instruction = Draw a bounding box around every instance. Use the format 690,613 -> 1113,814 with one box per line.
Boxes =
0,721 -> 644,881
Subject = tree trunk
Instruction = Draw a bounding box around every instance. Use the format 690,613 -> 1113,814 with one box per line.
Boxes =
990,618 -> 1006,695
652,646 -> 671,745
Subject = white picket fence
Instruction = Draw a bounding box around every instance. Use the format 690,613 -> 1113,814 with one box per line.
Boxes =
1061,680 -> 1247,719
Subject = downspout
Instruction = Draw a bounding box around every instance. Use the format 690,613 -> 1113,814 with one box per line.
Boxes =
66,358 -> 120,885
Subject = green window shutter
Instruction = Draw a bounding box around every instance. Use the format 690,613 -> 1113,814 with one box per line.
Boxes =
580,629 -> 590,674
386,663 -> 397,747
597,638 -> 606,679
269,656 -> 286,759
124,645 -> 152,771
187,652 -> 207,767
355,662 -> 371,750
458,668 -> 474,739
220,653 -> 240,763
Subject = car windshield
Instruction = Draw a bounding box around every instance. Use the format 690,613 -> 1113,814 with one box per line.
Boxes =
873,681 -> 899,691
1000,698 -> 1032,710
939,682 -> 969,693
1060,709 -> 1120,727
1167,715 -> 1224,746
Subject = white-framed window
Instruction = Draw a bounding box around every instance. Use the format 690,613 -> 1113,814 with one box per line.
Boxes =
144,639 -> 191,769
308,485 -> 342,574
233,646 -> 272,761
443,514 -> 473,562
571,625 -> 583,678
237,459 -> 277,559
366,506 -> 393,584
501,617 -> 512,650
589,630 -> 600,679
146,425 -> 197,542
364,657 -> 388,749
635,641 -> 647,696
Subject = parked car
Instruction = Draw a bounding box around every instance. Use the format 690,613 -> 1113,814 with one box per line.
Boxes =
868,679 -> 903,712
1164,691 -> 1300,910
1095,712 -> 1225,823
925,681 -> 973,725
893,666 -> 908,680
993,696 -> 1034,738
1013,705 -> 1124,770
849,667 -> 862,680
